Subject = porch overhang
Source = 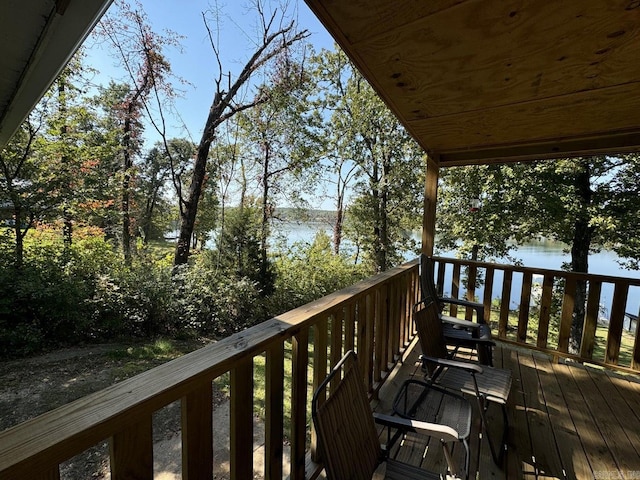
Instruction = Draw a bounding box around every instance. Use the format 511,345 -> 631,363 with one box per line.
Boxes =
0,0 -> 113,148
304,1 -> 640,166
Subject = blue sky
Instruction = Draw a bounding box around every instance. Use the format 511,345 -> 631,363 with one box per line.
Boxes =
85,0 -> 336,145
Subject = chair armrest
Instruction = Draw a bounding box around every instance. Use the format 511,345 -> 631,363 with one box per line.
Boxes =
442,316 -> 481,330
420,355 -> 484,374
373,413 -> 460,442
439,296 -> 486,324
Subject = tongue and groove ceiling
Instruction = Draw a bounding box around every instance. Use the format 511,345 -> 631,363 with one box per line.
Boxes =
304,0 -> 640,165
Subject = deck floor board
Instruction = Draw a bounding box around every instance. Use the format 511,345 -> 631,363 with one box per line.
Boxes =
370,341 -> 640,480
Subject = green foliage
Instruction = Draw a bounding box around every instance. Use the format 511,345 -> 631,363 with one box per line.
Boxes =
213,205 -> 274,291
271,231 -> 368,313
312,49 -> 424,271
170,260 -> 268,336
437,155 -> 640,268
0,232 -> 112,356
437,164 -> 530,261
107,338 -> 179,361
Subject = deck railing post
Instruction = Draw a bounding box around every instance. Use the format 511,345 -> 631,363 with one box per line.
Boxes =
290,328 -> 309,480
109,415 -> 153,480
265,342 -> 284,480
181,381 -> 213,480
230,357 -> 253,480
580,281 -> 602,360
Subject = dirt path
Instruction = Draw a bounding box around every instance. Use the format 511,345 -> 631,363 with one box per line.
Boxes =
0,340 -> 273,479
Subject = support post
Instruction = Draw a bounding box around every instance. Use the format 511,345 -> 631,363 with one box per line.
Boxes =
421,155 -> 440,257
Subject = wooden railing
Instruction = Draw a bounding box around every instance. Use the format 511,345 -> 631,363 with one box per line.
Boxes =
432,256 -> 640,372
0,260 -> 420,480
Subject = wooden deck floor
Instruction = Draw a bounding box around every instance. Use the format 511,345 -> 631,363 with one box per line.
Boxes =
371,341 -> 640,480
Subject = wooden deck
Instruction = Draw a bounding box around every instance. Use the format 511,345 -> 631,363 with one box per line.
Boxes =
371,341 -> 640,480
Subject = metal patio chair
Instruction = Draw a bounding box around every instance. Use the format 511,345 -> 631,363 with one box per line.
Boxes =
312,350 -> 473,480
415,299 -> 512,464
421,254 -> 494,366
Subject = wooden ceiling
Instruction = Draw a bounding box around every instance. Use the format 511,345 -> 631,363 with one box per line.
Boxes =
304,0 -> 640,166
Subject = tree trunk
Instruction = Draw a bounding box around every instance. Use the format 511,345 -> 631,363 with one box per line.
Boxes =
121,108 -> 136,266
333,173 -> 348,255
260,143 -> 270,266
171,18 -> 307,267
174,133 -> 213,266
371,161 -> 385,272
379,157 -> 391,271
13,207 -> 24,270
58,78 -> 73,259
570,160 -> 592,353
333,202 -> 343,255
63,206 -> 73,254
122,167 -> 132,264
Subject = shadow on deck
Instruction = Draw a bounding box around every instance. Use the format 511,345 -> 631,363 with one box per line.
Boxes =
369,341 -> 640,480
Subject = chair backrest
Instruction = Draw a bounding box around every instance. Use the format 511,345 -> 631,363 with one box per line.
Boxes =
312,351 -> 382,480
420,254 -> 441,305
414,299 -> 449,366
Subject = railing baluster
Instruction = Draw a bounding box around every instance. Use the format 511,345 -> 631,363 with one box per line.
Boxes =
312,320 -> 328,462
580,280 -> 602,360
374,288 -> 384,384
290,328 -> 309,480
345,301 -> 355,352
451,263 -> 461,317
182,382 -> 213,480
265,342 -> 284,480
388,280 -> 399,361
632,316 -> 640,370
558,277 -> 577,353
330,309 -> 343,390
537,274 -> 554,348
230,356 -> 253,480
383,281 -> 393,368
363,293 -> 374,391
109,416 -> 153,480
411,268 -> 420,336
466,263 -> 478,320
483,266 -> 494,325
356,296 -> 367,378
518,272 -> 533,343
606,282 -> 629,365
498,270 -> 512,338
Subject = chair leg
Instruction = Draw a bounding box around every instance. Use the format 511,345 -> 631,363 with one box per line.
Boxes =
500,403 -> 509,461
440,438 -> 470,480
441,440 -> 460,480
475,396 -> 507,465
463,438 -> 470,480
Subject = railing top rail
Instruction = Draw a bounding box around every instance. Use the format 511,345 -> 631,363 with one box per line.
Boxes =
433,256 -> 640,286
0,259 -> 419,476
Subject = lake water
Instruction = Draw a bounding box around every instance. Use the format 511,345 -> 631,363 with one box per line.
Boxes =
272,221 -> 640,319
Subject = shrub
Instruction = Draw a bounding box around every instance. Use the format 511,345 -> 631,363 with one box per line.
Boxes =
270,232 -> 369,314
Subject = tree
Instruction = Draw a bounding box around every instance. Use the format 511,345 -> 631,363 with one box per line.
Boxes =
214,203 -> 264,284
310,48 -> 357,255
525,156 -> 640,351
436,164 -> 532,261
0,119 -> 47,268
173,1 -> 309,266
38,53 -> 99,259
437,155 -> 640,352
137,139 -> 194,243
323,50 -> 424,271
97,0 -> 175,263
237,54 -> 322,288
